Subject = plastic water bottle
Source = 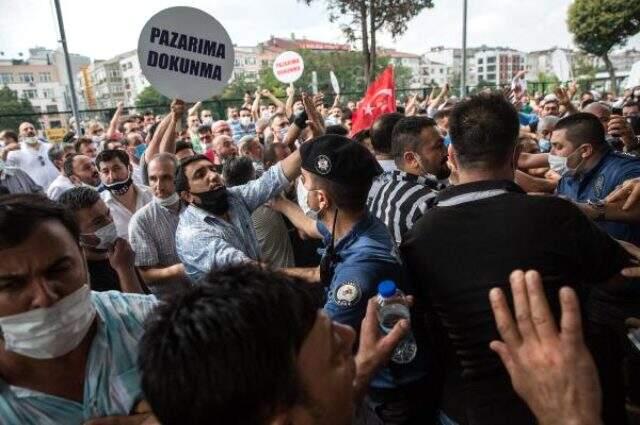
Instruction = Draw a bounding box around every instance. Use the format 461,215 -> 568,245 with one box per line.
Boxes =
376,280 -> 417,364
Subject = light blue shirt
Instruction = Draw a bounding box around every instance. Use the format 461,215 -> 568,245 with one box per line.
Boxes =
175,163 -> 290,282
0,291 -> 158,424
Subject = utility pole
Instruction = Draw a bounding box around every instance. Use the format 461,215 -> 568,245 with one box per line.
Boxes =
53,0 -> 82,135
461,0 -> 468,97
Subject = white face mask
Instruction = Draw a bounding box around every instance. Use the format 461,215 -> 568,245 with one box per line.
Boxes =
155,192 -> 180,207
538,138 -> 551,152
81,221 -> 118,251
0,285 -> 96,359
24,137 -> 39,146
239,116 -> 251,127
278,127 -> 289,141
548,154 -> 569,176
202,117 -> 213,126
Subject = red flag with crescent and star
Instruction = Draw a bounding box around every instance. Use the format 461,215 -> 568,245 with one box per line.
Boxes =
350,65 -> 396,137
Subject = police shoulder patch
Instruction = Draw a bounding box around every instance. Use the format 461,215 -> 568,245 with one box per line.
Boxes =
333,281 -> 362,307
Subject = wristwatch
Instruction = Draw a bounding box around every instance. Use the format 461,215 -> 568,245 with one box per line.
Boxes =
587,199 -> 606,221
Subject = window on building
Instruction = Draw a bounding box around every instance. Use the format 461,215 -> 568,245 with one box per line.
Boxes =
38,72 -> 52,82
487,65 -> 496,72
248,57 -> 256,65
477,66 -> 483,73
18,73 -> 34,83
0,73 -> 13,84
440,69 -> 444,74
478,58 -> 484,64
23,89 -> 37,99
32,106 -> 41,113
46,104 -> 58,113
487,57 -> 496,64
487,74 -> 496,81
42,88 -> 55,98
235,59 -> 241,66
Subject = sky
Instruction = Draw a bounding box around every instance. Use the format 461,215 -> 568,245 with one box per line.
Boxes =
1,0 -> 639,61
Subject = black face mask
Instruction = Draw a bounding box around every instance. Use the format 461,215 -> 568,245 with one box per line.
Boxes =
193,186 -> 230,216
105,175 -> 133,196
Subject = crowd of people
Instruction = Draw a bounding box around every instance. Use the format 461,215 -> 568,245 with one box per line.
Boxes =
0,76 -> 640,425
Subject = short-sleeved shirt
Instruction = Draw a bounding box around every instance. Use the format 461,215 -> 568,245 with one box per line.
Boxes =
0,167 -> 43,195
318,213 -> 427,389
368,170 -> 441,245
129,200 -> 188,298
0,291 -> 158,424
251,205 -> 295,268
401,179 -> 631,425
228,119 -> 257,143
101,184 -> 153,240
556,148 -> 640,244
47,174 -> 75,200
6,142 -> 59,190
176,163 -> 290,282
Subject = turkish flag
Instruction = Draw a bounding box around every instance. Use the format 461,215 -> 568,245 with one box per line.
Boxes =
350,66 -> 396,137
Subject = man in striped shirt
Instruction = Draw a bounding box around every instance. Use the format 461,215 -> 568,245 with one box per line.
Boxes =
368,116 -> 450,245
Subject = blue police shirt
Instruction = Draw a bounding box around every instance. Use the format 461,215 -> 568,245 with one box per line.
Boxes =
556,148 -> 640,244
317,213 -> 427,389
519,112 -> 539,127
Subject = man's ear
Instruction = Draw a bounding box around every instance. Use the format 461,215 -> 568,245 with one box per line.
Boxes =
447,144 -> 459,173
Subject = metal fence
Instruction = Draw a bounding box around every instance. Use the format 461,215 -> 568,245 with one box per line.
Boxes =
0,78 -> 626,139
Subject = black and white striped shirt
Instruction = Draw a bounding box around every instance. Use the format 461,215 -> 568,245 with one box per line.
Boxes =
368,170 -> 441,245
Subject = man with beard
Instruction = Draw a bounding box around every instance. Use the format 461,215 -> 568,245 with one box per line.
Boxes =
174,134 -> 306,281
368,116 -> 450,245
63,154 -> 101,188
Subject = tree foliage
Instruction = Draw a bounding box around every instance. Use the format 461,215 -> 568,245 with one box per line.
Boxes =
568,0 -> 640,92
0,86 -> 37,132
134,86 -> 171,114
301,0 -> 433,83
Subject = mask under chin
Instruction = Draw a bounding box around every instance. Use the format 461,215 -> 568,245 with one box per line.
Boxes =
194,187 -> 230,216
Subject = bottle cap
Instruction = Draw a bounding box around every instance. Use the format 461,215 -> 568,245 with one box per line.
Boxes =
378,280 -> 397,298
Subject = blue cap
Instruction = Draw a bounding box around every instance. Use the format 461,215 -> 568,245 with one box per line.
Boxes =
378,281 -> 397,298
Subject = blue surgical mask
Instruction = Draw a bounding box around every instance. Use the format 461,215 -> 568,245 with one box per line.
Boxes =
538,138 -> 551,153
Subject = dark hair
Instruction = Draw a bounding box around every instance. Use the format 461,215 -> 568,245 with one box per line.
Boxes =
316,174 -> 371,213
197,124 -> 212,134
449,93 -> 520,169
370,112 -> 403,155
0,130 -> 19,143
62,131 -> 76,144
63,153 -> 81,177
143,110 -> 154,117
74,137 -> 93,153
139,265 -> 319,425
342,109 -> 353,121
95,149 -> 130,170
391,116 -> 437,160
175,140 -> 194,155
222,157 -> 255,187
58,186 -> 101,211
433,108 -> 451,121
48,144 -> 64,164
580,98 -> 595,110
240,107 -> 251,113
0,194 -> 79,249
624,100 -> 639,110
554,112 -> 606,148
325,124 -> 349,136
175,154 -> 211,192
352,129 -> 371,144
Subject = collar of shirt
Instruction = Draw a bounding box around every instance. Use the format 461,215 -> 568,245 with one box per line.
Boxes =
390,170 -> 442,191
436,179 -> 523,207
318,212 -> 376,253
569,147 -> 613,185
377,159 -> 397,173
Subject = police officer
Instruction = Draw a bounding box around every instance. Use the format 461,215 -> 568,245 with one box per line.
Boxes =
270,134 -> 433,424
550,112 -> 640,244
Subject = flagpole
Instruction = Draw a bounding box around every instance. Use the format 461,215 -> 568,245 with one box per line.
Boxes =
461,0 -> 468,97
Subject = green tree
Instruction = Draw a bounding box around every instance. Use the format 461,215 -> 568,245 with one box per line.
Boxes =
253,49 -> 414,103
0,86 -> 37,132
568,0 -> 640,93
301,0 -> 434,84
222,72 -> 258,100
135,86 -> 170,114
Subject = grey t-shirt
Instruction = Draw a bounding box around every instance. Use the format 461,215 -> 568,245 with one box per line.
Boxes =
251,205 -> 295,268
0,167 -> 43,195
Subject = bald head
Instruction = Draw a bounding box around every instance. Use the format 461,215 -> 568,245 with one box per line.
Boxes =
583,102 -> 611,128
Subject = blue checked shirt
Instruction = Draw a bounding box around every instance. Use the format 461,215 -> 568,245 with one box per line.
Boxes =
228,119 -> 257,143
176,163 -> 290,282
0,291 -> 158,424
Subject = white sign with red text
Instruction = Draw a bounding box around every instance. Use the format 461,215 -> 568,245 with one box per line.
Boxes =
272,51 -> 304,84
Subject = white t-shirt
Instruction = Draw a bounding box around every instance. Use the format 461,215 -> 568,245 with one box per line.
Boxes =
46,174 -> 75,200
6,142 -> 59,190
101,184 -> 153,240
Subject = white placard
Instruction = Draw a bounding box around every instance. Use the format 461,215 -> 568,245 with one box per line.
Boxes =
272,51 -> 304,84
330,71 -> 340,95
626,61 -> 640,89
551,49 -> 572,82
137,6 -> 235,102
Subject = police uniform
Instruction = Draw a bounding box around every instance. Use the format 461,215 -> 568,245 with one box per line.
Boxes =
556,147 -> 640,244
300,136 -> 432,423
